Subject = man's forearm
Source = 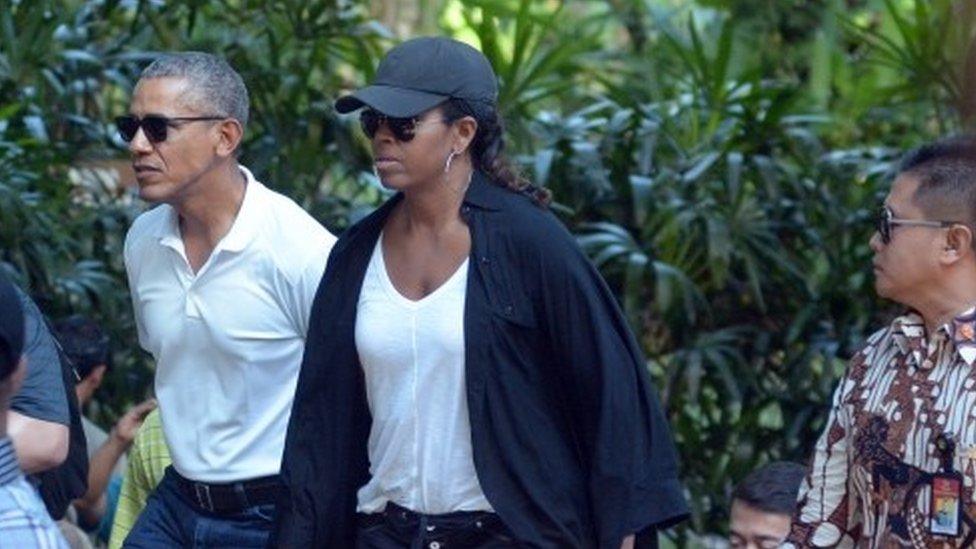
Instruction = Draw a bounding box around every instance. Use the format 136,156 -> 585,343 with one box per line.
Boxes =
7,410 -> 69,473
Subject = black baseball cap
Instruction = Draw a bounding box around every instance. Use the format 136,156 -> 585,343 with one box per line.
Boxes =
0,274 -> 24,381
335,36 -> 498,118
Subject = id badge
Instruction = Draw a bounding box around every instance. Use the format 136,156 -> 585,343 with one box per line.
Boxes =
930,472 -> 963,537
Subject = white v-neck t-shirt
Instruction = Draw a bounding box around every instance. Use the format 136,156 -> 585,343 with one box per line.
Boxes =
354,236 -> 492,514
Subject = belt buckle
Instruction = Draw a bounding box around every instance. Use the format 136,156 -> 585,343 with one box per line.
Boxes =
194,483 -> 214,512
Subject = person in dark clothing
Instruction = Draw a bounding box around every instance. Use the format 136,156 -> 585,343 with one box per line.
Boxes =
273,36 -> 688,549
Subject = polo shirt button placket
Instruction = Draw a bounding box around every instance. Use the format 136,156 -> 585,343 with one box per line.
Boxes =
184,289 -> 201,318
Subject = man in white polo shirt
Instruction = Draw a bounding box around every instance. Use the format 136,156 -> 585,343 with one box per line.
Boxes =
118,52 -> 335,547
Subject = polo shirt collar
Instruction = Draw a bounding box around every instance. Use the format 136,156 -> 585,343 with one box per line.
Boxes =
155,205 -> 181,250
153,165 -> 261,254
219,166 -> 260,253
0,437 -> 21,486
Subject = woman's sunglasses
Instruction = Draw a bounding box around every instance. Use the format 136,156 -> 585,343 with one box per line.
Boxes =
115,114 -> 225,144
359,109 -> 447,142
876,206 -> 957,244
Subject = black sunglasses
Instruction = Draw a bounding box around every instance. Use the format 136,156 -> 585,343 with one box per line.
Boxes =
876,206 -> 957,244
115,114 -> 226,144
359,109 -> 448,142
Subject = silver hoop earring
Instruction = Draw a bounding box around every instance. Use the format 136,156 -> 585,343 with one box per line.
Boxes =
444,150 -> 459,174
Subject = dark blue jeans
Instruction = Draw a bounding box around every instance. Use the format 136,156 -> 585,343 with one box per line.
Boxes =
356,502 -> 519,548
123,468 -> 275,548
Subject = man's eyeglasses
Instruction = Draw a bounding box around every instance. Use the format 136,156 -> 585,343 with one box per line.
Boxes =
877,206 -> 958,244
359,109 -> 447,142
115,115 -> 226,144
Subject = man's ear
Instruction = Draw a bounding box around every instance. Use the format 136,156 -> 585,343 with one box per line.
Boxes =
942,224 -> 974,264
215,119 -> 244,157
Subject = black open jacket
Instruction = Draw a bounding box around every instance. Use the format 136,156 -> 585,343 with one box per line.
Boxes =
272,172 -> 688,548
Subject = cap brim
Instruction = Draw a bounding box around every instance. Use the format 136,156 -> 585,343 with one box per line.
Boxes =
335,85 -> 448,117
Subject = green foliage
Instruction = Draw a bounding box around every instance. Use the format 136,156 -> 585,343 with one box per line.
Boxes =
444,0 -> 609,148
1,0 -> 972,541
840,0 -> 976,132
519,1 -> 954,540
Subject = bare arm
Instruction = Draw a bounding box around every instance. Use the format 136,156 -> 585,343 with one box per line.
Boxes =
73,399 -> 157,527
7,410 -> 69,474
621,535 -> 635,549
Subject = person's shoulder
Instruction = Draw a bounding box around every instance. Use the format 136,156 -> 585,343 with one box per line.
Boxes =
249,182 -> 337,278
1,475 -> 50,515
865,313 -> 916,353
12,285 -> 47,336
865,323 -> 897,346
483,184 -> 580,260
328,194 -> 399,260
254,182 -> 337,248
124,204 -> 171,253
845,318 -> 908,376
0,477 -> 66,546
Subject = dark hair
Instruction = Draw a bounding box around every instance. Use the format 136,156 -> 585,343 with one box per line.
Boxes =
732,461 -> 806,515
53,315 -> 110,380
899,136 -> 976,242
441,98 -> 551,206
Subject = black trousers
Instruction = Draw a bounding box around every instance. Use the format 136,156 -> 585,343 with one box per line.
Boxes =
355,502 -> 519,548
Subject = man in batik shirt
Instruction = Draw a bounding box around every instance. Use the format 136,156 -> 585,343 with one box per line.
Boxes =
786,137 -> 976,547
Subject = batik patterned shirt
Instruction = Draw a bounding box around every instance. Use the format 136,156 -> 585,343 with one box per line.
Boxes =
786,308 -> 976,548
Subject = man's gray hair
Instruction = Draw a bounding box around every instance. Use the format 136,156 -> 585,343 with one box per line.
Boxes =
140,52 -> 249,130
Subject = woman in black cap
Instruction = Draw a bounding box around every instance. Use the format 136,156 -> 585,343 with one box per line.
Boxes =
273,36 -> 687,549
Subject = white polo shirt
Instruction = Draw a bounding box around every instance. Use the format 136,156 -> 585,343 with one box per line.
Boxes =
123,166 -> 335,483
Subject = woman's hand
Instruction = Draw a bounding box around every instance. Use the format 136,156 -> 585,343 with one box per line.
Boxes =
621,534 -> 635,549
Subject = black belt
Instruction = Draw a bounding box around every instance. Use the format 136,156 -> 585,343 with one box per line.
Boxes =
169,467 -> 281,515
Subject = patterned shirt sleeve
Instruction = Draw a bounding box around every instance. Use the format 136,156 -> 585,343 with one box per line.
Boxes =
784,356 -> 864,548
